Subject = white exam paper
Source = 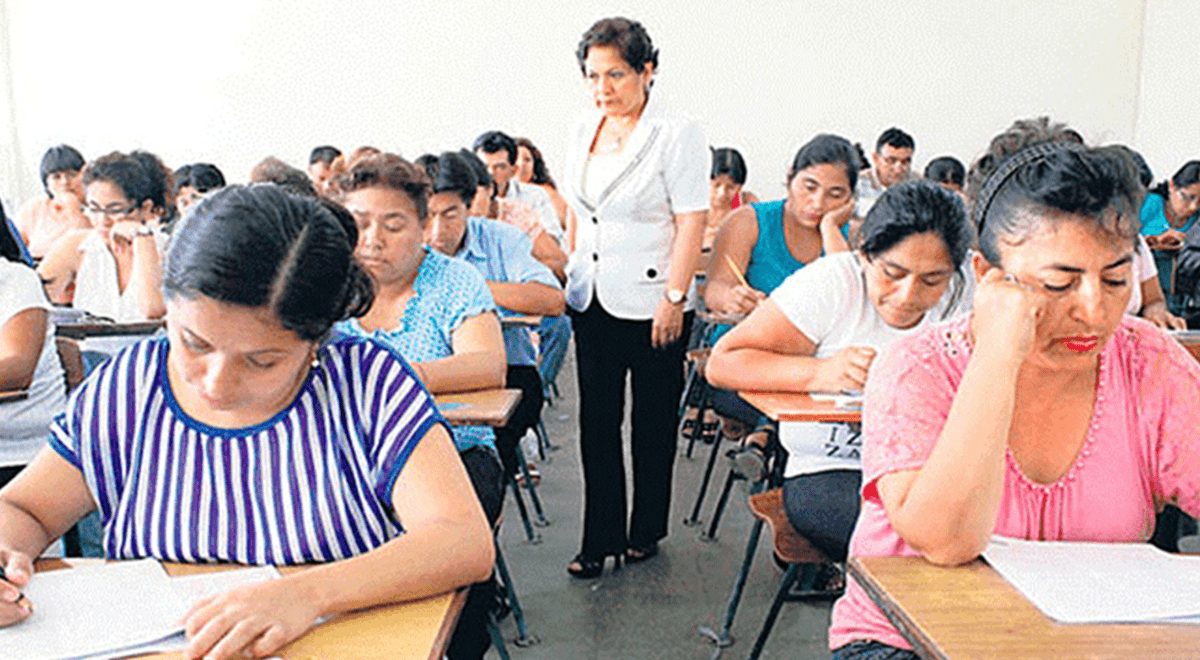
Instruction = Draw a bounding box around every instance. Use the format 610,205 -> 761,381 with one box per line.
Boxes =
0,559 -> 185,660
983,537 -> 1200,623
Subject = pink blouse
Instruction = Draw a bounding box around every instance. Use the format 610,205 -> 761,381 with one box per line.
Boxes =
829,315 -> 1200,651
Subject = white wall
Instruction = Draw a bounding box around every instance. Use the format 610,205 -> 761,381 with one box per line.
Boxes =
1134,0 -> 1200,183
0,0 -> 1152,210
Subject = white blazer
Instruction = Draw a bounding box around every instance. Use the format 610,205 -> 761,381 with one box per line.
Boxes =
563,93 -> 708,320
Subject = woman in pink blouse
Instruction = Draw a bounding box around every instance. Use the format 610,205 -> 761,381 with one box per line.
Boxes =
830,118 -> 1200,659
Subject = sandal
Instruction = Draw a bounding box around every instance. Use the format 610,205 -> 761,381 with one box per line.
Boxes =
567,552 -> 621,579
625,541 -> 659,564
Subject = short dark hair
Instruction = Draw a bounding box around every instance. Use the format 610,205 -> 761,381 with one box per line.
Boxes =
515,137 -> 556,188
421,152 -> 479,208
82,151 -> 168,209
711,148 -> 748,185
473,131 -> 518,165
857,179 -> 973,319
788,134 -> 861,190
249,157 -> 318,198
924,156 -> 965,188
1150,160 -> 1200,200
164,184 -> 374,342
173,163 -> 226,196
576,17 -> 658,75
309,146 -> 342,166
39,145 -> 85,194
875,127 -> 915,153
968,118 -> 1141,266
333,153 -> 431,223
458,149 -> 494,190
857,179 -> 972,268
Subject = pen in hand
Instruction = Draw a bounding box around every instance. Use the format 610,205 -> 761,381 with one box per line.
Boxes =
0,565 -> 32,615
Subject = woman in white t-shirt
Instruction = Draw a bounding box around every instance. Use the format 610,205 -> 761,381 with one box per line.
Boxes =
706,179 -> 974,565
0,205 -> 66,488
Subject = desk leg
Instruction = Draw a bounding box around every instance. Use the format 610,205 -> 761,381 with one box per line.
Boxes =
699,512 -> 764,648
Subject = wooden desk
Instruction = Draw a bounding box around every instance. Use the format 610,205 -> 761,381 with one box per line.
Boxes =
56,319 -> 165,339
739,391 -> 862,424
500,315 -> 543,329
34,559 -> 465,660
849,555 -> 1200,660
0,390 -> 28,404
435,388 -> 521,427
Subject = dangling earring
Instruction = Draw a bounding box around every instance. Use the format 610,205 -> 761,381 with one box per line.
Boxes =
310,348 -> 320,369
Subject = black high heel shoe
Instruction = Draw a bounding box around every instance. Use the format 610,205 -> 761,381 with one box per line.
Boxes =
567,552 -> 622,579
624,541 -> 659,564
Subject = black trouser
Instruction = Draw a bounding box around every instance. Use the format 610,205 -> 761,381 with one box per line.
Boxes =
570,300 -> 692,556
782,469 -> 862,562
492,365 -> 544,480
448,447 -> 505,660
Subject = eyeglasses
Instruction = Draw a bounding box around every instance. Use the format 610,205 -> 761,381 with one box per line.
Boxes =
83,203 -> 139,219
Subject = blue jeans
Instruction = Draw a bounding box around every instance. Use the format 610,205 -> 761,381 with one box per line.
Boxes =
783,469 -> 862,562
831,640 -> 920,660
537,315 -> 571,393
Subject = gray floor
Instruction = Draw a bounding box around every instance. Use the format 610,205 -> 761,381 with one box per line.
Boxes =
488,346 -> 834,659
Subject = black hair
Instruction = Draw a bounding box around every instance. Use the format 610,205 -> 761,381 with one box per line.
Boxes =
711,147 -> 748,185
875,127 -> 915,153
421,152 -> 479,207
1110,146 -> 1153,189
515,137 -> 557,188
787,134 -> 861,190
459,149 -> 494,190
856,179 -> 972,319
413,154 -> 438,176
164,184 -> 374,342
309,146 -> 342,166
82,151 -> 166,209
472,131 -> 518,165
1,199 -> 28,265
333,152 -> 431,223
853,143 -> 870,171
924,156 -> 965,188
858,179 -> 972,267
173,163 -> 226,196
1149,161 -> 1200,200
39,145 -> 85,195
130,151 -> 174,217
576,17 -> 658,75
249,157 -> 318,198
967,119 -> 1141,266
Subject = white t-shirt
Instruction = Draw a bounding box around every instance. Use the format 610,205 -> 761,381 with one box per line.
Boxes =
0,259 -> 67,466
1126,234 -> 1157,315
770,251 -> 972,477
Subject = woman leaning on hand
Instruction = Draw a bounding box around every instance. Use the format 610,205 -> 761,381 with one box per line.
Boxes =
828,118 -> 1200,659
562,17 -> 709,578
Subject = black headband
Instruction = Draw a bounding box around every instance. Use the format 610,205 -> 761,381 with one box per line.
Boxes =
973,141 -> 1077,233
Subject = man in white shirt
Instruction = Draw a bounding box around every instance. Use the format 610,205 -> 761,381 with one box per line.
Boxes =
854,127 -> 917,220
473,131 -> 565,246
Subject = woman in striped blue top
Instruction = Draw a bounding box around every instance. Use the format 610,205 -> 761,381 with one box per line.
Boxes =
0,185 -> 494,660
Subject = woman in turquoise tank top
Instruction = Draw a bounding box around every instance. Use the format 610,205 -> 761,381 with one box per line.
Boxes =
696,134 -> 861,440
705,134 -> 860,317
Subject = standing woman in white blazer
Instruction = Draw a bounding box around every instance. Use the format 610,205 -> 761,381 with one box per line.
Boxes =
562,17 -> 709,578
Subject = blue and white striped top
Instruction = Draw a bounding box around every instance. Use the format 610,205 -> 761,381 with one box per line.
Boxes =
49,334 -> 446,565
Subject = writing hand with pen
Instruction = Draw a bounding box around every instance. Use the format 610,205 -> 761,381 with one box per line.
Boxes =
0,550 -> 34,625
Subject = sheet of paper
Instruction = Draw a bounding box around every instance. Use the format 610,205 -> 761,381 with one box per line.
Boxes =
66,566 -> 284,660
809,391 -> 864,409
0,558 -> 186,660
983,537 -> 1200,623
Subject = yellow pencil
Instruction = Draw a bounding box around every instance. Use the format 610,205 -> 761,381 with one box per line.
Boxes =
725,255 -> 751,289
